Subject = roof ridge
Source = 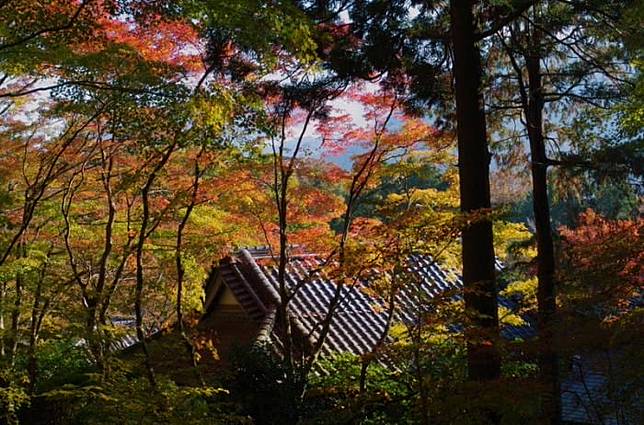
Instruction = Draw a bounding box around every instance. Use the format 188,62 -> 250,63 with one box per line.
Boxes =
238,248 -> 314,348
237,245 -> 321,260
238,248 -> 281,305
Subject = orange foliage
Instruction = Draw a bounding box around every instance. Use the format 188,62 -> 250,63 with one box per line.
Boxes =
559,209 -> 643,316
99,17 -> 203,72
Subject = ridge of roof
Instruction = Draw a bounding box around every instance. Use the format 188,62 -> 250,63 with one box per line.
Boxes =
239,245 -> 323,260
237,248 -> 315,348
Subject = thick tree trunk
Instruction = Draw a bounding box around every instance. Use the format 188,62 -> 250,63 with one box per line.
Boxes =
525,28 -> 561,425
85,301 -> 104,372
450,0 -> 501,381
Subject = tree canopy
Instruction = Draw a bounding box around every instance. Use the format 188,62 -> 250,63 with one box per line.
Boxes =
0,1 -> 641,424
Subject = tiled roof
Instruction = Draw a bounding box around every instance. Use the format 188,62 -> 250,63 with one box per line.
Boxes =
209,248 -> 534,358
560,356 -> 641,425
561,367 -> 613,425
204,248 -> 634,425
260,254 -> 390,356
108,317 -> 161,351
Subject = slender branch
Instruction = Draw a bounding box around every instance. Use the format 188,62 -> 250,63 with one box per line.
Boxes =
0,1 -> 92,51
134,140 -> 177,391
475,0 -> 536,40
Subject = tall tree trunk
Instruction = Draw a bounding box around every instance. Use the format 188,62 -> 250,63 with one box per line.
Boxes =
525,21 -> 561,425
8,239 -> 27,366
85,300 -> 103,372
450,0 -> 501,381
27,246 -> 51,393
9,274 -> 22,366
134,141 -> 176,391
175,150 -> 204,385
92,146 -> 116,373
271,107 -> 314,395
0,281 -> 6,357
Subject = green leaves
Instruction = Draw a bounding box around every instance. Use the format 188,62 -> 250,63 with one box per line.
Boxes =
0,369 -> 30,425
188,91 -> 237,134
0,253 -> 46,284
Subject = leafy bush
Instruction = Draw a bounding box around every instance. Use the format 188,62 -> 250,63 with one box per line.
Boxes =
304,352 -> 414,425
21,359 -> 249,425
0,369 -> 30,425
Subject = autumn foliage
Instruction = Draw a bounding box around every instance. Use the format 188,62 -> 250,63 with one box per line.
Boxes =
559,210 -> 643,318
0,1 -> 641,424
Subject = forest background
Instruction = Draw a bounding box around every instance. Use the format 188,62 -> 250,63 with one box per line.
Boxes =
0,1 -> 641,424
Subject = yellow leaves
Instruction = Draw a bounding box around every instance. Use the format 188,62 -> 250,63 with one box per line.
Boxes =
502,276 -> 538,299
178,254 -> 206,313
389,323 -> 409,342
424,325 -> 452,344
441,167 -> 460,188
501,276 -> 538,313
240,194 -> 256,209
0,369 -> 30,422
188,206 -> 229,234
406,187 -> 459,210
493,221 -> 535,262
188,91 -> 236,133
499,306 -> 526,327
0,257 -> 43,283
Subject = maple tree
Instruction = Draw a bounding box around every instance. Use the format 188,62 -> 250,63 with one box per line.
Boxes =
555,210 -> 642,424
559,210 -> 642,319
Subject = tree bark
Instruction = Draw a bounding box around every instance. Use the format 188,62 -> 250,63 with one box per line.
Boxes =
27,245 -> 53,393
358,282 -> 397,395
8,239 -> 27,366
175,149 -> 205,385
524,20 -> 561,425
134,142 -> 176,391
0,281 -> 5,357
450,0 -> 501,381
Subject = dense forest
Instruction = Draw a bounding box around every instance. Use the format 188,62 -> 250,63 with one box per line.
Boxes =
0,1 -> 641,424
